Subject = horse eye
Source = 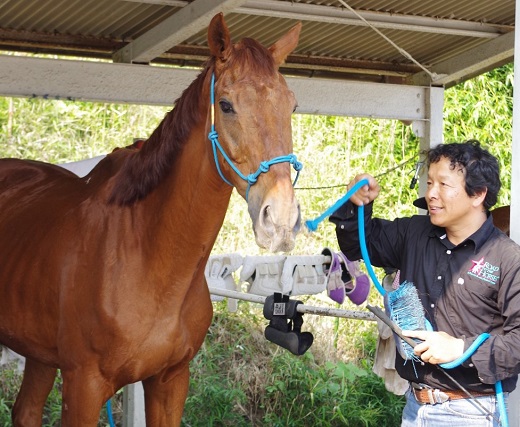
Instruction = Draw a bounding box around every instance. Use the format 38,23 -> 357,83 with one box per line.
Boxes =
219,100 -> 235,114
293,104 -> 298,113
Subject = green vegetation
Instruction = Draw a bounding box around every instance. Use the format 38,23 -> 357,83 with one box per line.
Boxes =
0,63 -> 513,426
183,308 -> 403,426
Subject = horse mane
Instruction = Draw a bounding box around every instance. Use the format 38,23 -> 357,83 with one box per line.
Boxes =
108,62 -> 213,205
108,37 -> 276,206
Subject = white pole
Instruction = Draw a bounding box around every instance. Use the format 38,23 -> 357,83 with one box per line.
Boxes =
416,86 -> 445,200
123,383 -> 146,427
507,1 -> 520,424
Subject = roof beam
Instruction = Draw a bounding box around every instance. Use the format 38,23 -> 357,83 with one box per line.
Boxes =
0,55 -> 429,121
239,0 -> 506,38
122,0 -> 510,38
410,30 -> 515,87
113,0 -> 248,63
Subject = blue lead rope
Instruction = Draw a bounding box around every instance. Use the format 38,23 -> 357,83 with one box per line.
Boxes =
305,179 -> 385,295
106,398 -> 116,427
305,179 -> 368,233
305,179 -> 509,426
438,333 -> 508,427
356,204 -> 386,296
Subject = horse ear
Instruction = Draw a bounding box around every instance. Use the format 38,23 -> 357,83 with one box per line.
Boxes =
269,22 -> 302,67
208,13 -> 232,61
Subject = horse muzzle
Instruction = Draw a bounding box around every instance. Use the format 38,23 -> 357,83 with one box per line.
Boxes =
250,183 -> 301,253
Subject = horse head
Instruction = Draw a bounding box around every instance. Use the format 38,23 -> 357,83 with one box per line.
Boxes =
207,13 -> 302,253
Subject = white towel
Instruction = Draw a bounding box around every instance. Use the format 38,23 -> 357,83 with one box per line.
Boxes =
280,255 -> 328,296
240,255 -> 287,296
372,270 -> 408,395
205,253 -> 243,305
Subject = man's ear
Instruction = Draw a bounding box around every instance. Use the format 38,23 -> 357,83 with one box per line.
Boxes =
473,189 -> 488,208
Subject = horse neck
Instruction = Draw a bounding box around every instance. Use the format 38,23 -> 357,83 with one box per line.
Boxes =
143,121 -> 234,256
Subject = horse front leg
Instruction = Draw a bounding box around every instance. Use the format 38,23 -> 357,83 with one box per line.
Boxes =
12,358 -> 57,427
142,362 -> 190,427
60,366 -> 114,426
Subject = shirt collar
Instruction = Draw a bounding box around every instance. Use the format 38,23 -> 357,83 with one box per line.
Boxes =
470,213 -> 495,252
428,212 -> 495,252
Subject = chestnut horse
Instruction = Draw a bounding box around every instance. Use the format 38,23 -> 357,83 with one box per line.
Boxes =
491,205 -> 510,236
0,13 -> 302,426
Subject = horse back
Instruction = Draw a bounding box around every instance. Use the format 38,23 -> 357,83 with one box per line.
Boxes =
0,150 -> 131,207
0,155 -> 128,360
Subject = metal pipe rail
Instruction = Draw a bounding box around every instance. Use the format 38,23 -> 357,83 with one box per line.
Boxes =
208,287 -> 376,321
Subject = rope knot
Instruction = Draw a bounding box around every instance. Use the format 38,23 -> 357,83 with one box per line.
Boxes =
259,161 -> 270,173
246,174 -> 258,185
208,129 -> 219,141
291,156 -> 303,171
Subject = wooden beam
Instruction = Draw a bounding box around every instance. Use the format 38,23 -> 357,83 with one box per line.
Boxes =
0,55 -> 430,121
112,0 -> 248,63
410,31 -> 514,88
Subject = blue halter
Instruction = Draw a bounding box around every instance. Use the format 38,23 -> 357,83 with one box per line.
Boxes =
207,73 -> 303,200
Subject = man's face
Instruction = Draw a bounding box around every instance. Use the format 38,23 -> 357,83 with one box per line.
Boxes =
425,156 -> 473,229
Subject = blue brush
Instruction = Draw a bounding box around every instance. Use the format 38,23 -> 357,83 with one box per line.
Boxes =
383,281 -> 427,360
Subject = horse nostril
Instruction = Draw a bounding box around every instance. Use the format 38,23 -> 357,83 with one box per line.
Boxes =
255,198 -> 300,252
262,205 -> 274,231
263,205 -> 270,217
294,205 -> 302,232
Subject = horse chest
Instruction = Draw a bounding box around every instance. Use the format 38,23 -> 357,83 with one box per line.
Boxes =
98,272 -> 211,365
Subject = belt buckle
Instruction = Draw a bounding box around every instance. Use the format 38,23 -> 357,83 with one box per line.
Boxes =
411,383 -> 449,405
429,389 -> 449,404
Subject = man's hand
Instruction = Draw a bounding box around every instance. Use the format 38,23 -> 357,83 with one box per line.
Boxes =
347,173 -> 380,206
402,330 -> 464,364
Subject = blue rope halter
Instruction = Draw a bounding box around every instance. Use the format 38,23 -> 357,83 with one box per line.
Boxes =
207,73 -> 303,200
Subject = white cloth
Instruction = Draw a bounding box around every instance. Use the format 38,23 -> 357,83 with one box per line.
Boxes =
281,255 -> 328,296
372,318 -> 408,395
241,254 -> 328,296
240,255 -> 287,295
59,155 -> 106,177
205,253 -> 243,304
0,346 -> 25,372
372,270 -> 408,395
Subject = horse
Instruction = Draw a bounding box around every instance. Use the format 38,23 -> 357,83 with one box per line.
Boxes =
491,205 -> 510,236
0,13 -> 302,426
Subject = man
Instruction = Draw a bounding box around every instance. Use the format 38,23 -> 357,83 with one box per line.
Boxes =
330,140 -> 520,426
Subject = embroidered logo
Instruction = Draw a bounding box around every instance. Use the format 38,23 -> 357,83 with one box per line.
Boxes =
468,257 -> 500,285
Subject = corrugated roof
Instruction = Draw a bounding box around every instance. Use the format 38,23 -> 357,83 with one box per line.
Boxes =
0,0 -> 515,86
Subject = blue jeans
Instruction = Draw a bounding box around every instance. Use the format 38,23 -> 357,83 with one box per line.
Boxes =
401,388 -> 507,427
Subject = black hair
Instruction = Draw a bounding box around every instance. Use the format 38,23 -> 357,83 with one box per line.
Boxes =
426,140 -> 501,210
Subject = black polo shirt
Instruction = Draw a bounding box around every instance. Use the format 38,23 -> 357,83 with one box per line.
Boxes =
331,201 -> 520,393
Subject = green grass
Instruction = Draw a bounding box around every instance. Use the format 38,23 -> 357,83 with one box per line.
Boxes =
0,364 -> 64,427
182,307 -> 405,427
